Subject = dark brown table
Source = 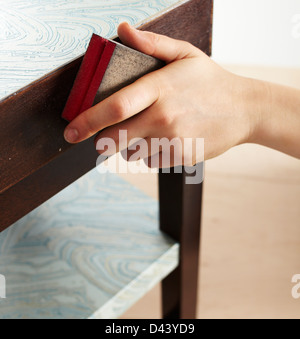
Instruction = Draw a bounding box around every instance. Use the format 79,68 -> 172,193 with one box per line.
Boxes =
0,0 -> 213,318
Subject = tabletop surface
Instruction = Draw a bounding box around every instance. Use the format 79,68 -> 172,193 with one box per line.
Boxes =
0,0 -> 185,102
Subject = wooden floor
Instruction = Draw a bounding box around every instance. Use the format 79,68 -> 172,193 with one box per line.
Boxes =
121,65 -> 300,319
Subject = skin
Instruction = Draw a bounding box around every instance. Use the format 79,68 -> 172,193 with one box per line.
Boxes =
64,22 -> 300,166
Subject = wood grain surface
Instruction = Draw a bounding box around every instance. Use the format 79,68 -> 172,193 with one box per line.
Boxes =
0,0 -> 213,234
0,0 -> 182,101
0,0 -> 213,320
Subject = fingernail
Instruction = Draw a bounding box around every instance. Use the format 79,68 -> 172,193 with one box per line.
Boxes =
64,128 -> 79,143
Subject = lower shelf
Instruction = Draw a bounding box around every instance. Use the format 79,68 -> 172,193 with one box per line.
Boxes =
0,169 -> 179,319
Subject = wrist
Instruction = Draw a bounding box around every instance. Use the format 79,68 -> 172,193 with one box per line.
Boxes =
237,76 -> 272,146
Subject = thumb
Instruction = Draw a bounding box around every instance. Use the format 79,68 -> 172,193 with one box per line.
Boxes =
117,22 -> 197,63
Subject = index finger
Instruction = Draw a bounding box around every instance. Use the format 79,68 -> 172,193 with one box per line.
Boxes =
64,73 -> 160,143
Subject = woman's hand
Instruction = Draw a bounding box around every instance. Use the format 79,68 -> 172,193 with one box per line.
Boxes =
63,22 -> 263,166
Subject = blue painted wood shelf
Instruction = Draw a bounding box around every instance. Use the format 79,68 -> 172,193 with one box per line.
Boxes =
0,170 -> 179,319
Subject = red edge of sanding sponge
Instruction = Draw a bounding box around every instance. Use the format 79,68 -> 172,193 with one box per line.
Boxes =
62,34 -> 116,122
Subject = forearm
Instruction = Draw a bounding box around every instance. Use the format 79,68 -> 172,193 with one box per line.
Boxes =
247,79 -> 300,159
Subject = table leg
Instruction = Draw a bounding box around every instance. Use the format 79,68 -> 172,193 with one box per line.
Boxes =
159,165 -> 203,319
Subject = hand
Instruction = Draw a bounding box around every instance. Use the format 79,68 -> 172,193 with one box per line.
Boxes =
64,22 -> 259,166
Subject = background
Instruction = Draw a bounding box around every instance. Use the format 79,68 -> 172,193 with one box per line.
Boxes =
123,0 -> 300,319
212,0 -> 300,67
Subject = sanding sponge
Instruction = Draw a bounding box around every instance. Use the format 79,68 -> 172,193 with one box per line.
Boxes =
62,34 -> 164,122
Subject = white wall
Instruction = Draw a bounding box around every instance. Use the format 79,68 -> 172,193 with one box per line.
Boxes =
212,0 -> 300,68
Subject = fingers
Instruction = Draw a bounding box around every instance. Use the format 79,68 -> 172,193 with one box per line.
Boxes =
94,113 -> 152,155
96,125 -> 195,169
63,24 -> 198,144
64,73 -> 160,143
117,22 -> 198,63
94,101 -> 172,158
96,124 -> 191,169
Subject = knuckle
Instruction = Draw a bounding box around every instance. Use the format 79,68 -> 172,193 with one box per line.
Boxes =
155,110 -> 173,128
177,40 -> 200,59
141,73 -> 163,101
81,113 -> 96,136
110,96 -> 130,122
183,41 -> 194,51
146,32 -> 160,55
